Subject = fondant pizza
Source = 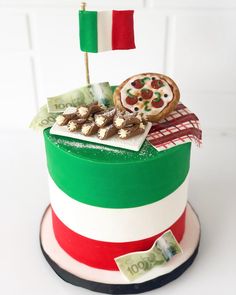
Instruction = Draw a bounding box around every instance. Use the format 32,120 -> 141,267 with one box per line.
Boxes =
113,73 -> 180,122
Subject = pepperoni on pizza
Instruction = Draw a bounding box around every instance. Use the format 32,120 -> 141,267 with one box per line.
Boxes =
113,73 -> 180,122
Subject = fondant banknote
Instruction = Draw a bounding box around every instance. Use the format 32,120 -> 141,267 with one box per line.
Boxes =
29,105 -> 59,131
47,82 -> 114,113
30,82 -> 114,130
115,230 -> 182,281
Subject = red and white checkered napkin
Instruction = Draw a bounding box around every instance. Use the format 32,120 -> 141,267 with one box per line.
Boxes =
146,103 -> 202,151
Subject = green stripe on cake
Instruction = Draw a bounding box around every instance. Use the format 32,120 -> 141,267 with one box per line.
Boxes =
44,129 -> 191,209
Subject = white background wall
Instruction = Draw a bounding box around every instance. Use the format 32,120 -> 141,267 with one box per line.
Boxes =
0,0 -> 236,132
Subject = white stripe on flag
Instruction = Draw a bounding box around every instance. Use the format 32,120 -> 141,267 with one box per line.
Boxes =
97,11 -> 112,52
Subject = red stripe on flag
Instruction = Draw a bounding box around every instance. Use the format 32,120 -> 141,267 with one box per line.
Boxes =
112,10 -> 135,50
52,208 -> 186,271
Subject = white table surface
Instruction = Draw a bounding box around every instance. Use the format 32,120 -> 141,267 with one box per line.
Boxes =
0,129 -> 235,295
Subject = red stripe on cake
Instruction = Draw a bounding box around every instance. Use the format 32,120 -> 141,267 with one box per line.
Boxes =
112,10 -> 135,50
51,208 -> 186,271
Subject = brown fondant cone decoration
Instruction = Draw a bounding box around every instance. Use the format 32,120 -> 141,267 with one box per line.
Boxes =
67,118 -> 87,132
95,108 -> 117,128
81,122 -> 99,136
136,113 -> 148,125
98,124 -> 118,140
55,99 -> 149,140
77,102 -> 105,119
113,112 -> 140,129
56,113 -> 78,126
118,123 -> 145,139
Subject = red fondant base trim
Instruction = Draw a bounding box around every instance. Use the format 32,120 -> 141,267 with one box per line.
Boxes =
52,208 -> 186,271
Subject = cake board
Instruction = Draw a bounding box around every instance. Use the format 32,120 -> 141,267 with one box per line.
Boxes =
40,203 -> 200,294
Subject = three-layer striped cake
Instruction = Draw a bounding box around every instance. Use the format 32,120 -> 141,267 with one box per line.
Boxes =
43,129 -> 191,271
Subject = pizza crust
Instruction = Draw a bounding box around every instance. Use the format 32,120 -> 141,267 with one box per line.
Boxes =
113,73 -> 180,123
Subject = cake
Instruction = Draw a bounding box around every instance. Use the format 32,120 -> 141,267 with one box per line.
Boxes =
34,5 -> 201,294
38,82 -> 201,293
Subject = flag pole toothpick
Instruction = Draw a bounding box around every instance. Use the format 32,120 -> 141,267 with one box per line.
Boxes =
80,2 -> 90,85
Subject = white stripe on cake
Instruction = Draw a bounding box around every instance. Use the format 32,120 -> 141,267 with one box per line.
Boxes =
49,175 -> 188,243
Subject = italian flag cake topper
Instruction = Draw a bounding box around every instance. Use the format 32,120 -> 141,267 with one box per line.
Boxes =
79,9 -> 135,52
79,8 -> 135,53
79,2 -> 136,84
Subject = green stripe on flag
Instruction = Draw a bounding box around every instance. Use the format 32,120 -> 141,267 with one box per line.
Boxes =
79,10 -> 98,53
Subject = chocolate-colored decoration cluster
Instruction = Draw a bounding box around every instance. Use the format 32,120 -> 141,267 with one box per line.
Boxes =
55,102 -> 147,140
